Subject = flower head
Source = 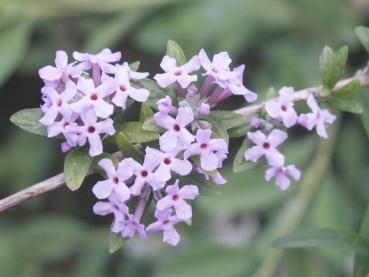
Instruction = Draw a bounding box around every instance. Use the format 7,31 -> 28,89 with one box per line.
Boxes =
226,65 -> 257,102
112,214 -> 147,240
265,165 -> 301,190
265,86 -> 298,128
93,193 -> 129,219
198,49 -> 236,82
73,48 -> 121,74
245,129 -> 287,167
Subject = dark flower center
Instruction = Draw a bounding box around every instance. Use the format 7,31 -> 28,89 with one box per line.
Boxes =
141,170 -> 148,177
113,177 -> 119,184
63,122 -> 69,127
212,67 -> 219,73
172,194 -> 179,201
263,142 -> 270,149
281,104 -> 287,112
163,219 -> 170,224
90,93 -> 98,100
200,143 -> 208,149
88,126 -> 95,133
57,99 -> 63,107
174,70 -> 182,76
164,158 -> 171,165
120,84 -> 127,92
173,124 -> 181,132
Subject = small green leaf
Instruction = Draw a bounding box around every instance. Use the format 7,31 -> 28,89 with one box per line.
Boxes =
166,40 -> 187,66
327,97 -> 363,114
64,149 -> 93,191
210,110 -> 249,130
355,26 -> 369,54
201,115 -> 229,144
320,46 -> 348,88
10,108 -> 47,136
129,61 -> 140,71
109,231 -> 125,254
139,103 -> 154,122
115,131 -> 144,163
274,228 -> 369,257
142,115 -> 161,132
233,137 -> 258,173
265,86 -> 278,100
333,80 -> 361,99
115,121 -> 159,144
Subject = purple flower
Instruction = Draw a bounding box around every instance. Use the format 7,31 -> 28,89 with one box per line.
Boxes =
47,113 -> 79,147
146,147 -> 192,182
184,129 -> 228,171
265,87 -> 298,128
297,95 -> 336,139
197,168 -> 227,185
39,81 -> 77,125
92,158 -> 133,202
154,55 -> 200,88
198,49 -> 236,82
156,180 -> 199,220
146,210 -> 182,246
129,154 -> 162,195
244,129 -> 287,167
66,108 -> 115,156
112,63 -> 150,109
73,48 -> 121,74
226,65 -> 257,102
39,50 -> 81,83
112,214 -> 147,240
157,96 -> 176,114
265,165 -> 301,190
154,107 -> 195,152
72,77 -> 116,118
93,193 -> 129,219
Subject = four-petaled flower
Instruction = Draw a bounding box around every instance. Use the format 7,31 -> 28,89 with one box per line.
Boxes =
265,86 -> 298,128
154,55 -> 201,88
93,193 -> 129,219
265,165 -> 301,190
184,129 -> 228,171
156,180 -> 199,220
112,214 -> 147,240
226,64 -> 257,102
154,107 -> 195,151
245,129 -> 288,167
73,48 -> 121,74
297,95 -> 336,138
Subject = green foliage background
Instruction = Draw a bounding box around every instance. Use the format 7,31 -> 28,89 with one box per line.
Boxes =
1,0 -> 369,276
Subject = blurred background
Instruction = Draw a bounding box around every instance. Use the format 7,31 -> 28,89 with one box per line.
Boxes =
1,0 -> 369,276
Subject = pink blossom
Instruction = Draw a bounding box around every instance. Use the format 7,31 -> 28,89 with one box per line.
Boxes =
265,165 -> 301,190
198,49 -> 236,82
226,65 -> 257,102
73,48 -> 121,74
93,193 -> 129,219
157,96 -> 176,114
112,214 -> 147,240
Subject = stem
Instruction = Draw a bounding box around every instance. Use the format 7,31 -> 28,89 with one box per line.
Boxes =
252,119 -> 340,277
0,71 -> 368,212
92,64 -> 101,86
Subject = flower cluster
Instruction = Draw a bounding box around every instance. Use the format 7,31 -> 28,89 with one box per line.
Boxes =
37,46 -> 337,247
245,87 -> 336,190
38,49 -> 150,156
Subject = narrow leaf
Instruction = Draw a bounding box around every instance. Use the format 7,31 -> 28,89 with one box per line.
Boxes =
355,26 -> 369,54
274,228 -> 369,257
210,110 -> 249,130
115,131 -> 144,163
201,115 -> 229,144
139,103 -> 154,122
10,108 -> 47,136
333,79 -> 361,99
109,231 -> 125,254
64,149 -> 93,191
320,46 -> 348,88
166,40 -> 187,66
233,137 -> 258,173
327,97 -> 363,114
115,121 -> 159,144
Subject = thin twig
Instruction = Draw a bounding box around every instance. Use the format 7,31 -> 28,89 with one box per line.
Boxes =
0,71 -> 368,213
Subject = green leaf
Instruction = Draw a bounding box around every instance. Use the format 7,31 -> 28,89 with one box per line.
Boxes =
355,26 -> 369,54
201,115 -> 229,144
129,61 -> 140,71
361,92 -> 369,140
115,131 -> 144,163
327,97 -> 363,114
109,231 -> 125,254
333,80 -> 361,99
274,229 -> 369,257
319,46 -> 348,88
210,110 -> 249,130
0,20 -> 32,86
233,137 -> 258,173
10,108 -> 47,136
134,78 -> 171,108
166,40 -> 186,66
139,103 -> 154,122
142,115 -> 161,132
64,149 -> 93,191
115,121 -> 159,144
354,204 -> 369,277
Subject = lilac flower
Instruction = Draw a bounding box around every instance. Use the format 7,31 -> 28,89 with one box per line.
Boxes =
156,180 -> 199,220
154,55 -> 200,88
198,49 -> 236,82
265,165 -> 301,190
66,108 -> 115,156
154,107 -> 195,151
226,65 -> 257,102
197,168 -> 227,185
112,214 -> 147,239
112,63 -> 150,109
73,48 -> 121,74
244,129 -> 288,167
47,113 -> 79,147
157,96 -> 176,114
146,210 -> 182,246
265,87 -> 298,128
184,129 -> 228,171
39,50 -> 81,83
146,147 -> 192,182
297,95 -> 336,138
250,117 -> 266,128
199,103 -> 210,115
39,81 -> 76,125
72,77 -> 115,118
129,154 -> 162,195
93,193 -> 129,219
92,158 -> 133,202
